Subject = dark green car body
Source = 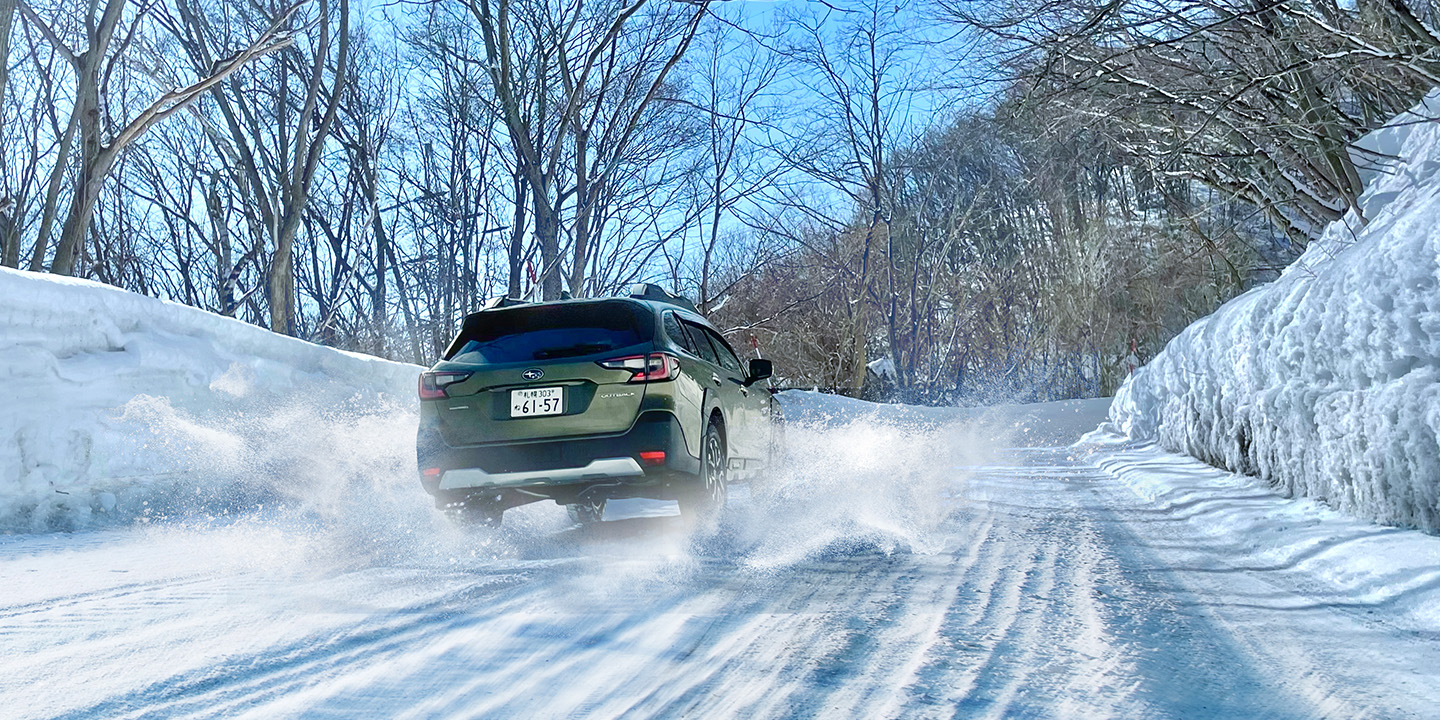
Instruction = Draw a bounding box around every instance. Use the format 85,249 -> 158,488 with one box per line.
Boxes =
416,287 -> 777,523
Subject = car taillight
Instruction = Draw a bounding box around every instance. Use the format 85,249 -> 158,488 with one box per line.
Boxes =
597,352 -> 680,383
419,371 -> 472,399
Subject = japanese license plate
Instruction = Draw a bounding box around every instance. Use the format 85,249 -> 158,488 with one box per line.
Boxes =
511,387 -> 564,417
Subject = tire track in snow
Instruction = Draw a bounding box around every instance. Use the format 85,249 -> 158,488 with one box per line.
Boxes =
900,504 -> 1038,717
872,512 -> 997,718
42,571 -> 536,720
1077,448 -> 1440,719
1032,448 -> 1320,720
0,574 -> 219,622
895,453 -> 1308,720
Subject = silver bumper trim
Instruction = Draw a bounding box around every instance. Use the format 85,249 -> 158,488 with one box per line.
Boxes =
438,457 -> 646,491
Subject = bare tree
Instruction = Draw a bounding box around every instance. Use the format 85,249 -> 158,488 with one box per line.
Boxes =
330,23 -> 404,354
776,0 -> 929,389
399,5 -> 512,354
683,12 -> 785,313
0,0 -> 15,177
0,0 -> 25,267
464,0 -> 711,300
166,0 -> 349,335
17,0 -> 299,277
951,0 -> 1440,243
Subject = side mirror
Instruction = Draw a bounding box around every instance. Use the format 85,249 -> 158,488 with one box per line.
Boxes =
746,358 -> 773,385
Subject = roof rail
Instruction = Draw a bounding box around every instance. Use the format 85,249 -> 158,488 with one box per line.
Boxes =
481,295 -> 530,310
628,283 -> 700,314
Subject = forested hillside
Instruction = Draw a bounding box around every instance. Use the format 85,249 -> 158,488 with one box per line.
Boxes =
2,0 -> 1436,402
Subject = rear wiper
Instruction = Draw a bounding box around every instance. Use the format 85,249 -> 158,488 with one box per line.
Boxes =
532,343 -> 611,360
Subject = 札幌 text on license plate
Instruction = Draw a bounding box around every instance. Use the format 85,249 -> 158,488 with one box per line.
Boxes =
511,387 -> 564,417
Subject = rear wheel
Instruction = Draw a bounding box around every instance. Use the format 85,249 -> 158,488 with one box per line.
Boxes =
566,498 -> 606,524
679,420 -> 727,524
763,402 -> 786,481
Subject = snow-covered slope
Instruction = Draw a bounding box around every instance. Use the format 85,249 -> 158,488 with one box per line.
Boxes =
0,268 -> 421,533
1110,91 -> 1440,531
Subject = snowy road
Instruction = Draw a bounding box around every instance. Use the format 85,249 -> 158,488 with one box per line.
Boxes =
4,398 -> 1440,719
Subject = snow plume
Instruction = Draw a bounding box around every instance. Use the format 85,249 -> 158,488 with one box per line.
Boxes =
0,267 -> 422,533
107,390 -> 420,521
1109,89 -> 1440,531
717,391 -> 1006,572
734,418 -> 976,569
431,392 -> 1016,594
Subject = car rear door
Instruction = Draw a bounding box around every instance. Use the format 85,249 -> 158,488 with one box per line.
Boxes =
681,320 -> 759,463
697,325 -> 769,467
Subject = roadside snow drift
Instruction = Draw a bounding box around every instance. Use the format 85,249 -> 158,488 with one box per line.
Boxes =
1110,90 -> 1440,531
0,268 -> 421,533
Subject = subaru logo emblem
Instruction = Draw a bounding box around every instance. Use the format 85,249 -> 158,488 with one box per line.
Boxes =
522,368 -> 544,380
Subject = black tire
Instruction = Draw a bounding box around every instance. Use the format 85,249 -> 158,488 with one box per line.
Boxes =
679,420 -> 728,524
767,402 -> 786,471
566,498 -> 606,524
747,401 -> 785,497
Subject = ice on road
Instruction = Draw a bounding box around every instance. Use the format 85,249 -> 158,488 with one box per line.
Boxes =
4,397 -> 1439,719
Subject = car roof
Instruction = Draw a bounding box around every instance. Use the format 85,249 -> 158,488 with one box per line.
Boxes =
461,295 -> 713,329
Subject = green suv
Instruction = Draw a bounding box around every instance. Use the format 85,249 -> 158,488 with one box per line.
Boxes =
416,284 -> 778,525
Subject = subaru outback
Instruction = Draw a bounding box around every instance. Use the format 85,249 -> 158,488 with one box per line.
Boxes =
416,284 -> 778,526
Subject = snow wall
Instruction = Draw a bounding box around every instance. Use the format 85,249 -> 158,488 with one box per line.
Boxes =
0,268 -> 422,533
1109,90 -> 1440,531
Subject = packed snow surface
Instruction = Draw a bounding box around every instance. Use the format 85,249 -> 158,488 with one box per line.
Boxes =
5,389 -> 1440,718
0,267 -> 420,533
1110,90 -> 1440,530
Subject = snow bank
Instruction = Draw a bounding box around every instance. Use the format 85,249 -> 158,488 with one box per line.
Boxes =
0,268 -> 422,533
1109,90 -> 1440,531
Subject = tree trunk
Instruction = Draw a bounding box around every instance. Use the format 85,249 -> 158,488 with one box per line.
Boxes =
381,235 -> 423,363
28,110 -> 77,271
0,210 -> 16,269
268,223 -> 298,334
569,131 -> 590,297
39,87 -> 94,275
508,171 -> 527,298
0,0 -> 14,268
848,219 -> 885,391
531,186 -> 561,300
44,0 -> 123,276
267,0 -> 350,335
701,159 -> 724,310
353,134 -> 387,343
368,182 -> 389,339
0,0 -> 11,135
51,154 -> 111,276
206,180 -> 234,315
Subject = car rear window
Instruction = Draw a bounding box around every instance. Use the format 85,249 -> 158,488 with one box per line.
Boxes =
446,301 -> 652,364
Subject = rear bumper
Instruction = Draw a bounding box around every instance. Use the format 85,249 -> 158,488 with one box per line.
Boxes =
417,411 -> 698,499
438,457 -> 644,491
